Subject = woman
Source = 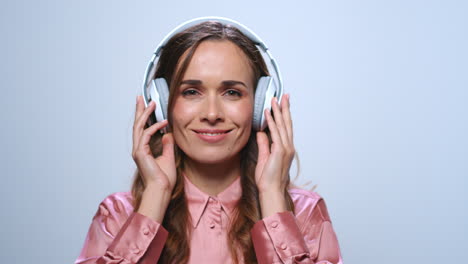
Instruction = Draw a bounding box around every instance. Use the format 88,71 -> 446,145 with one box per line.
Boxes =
75,18 -> 343,264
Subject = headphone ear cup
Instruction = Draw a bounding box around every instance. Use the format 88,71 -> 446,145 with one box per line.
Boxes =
253,76 -> 274,131
153,78 -> 169,122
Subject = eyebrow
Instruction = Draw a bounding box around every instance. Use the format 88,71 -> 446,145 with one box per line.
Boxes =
180,80 -> 202,86
180,79 -> 247,88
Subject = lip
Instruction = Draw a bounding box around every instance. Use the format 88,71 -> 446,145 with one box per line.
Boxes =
192,129 -> 233,143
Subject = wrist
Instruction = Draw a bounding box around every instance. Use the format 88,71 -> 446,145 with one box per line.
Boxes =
138,184 -> 172,223
259,189 -> 283,199
259,190 -> 287,218
146,180 -> 173,192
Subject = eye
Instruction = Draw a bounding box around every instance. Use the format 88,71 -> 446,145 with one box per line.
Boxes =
182,89 -> 200,97
224,89 -> 242,97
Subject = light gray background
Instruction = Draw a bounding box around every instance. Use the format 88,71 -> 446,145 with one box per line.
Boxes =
1,0 -> 466,263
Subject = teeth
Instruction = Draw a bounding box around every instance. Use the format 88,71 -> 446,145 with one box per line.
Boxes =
199,132 -> 225,136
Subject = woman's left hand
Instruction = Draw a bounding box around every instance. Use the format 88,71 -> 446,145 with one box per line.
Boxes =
255,94 -> 295,217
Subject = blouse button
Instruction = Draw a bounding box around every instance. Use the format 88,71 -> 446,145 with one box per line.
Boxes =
142,227 -> 150,235
132,247 -> 140,254
271,221 -> 279,228
280,243 -> 287,250
209,222 -> 215,229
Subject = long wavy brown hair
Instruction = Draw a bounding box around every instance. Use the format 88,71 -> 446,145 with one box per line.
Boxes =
131,21 -> 295,264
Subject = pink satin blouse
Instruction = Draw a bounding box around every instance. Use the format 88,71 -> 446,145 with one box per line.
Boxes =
75,176 -> 343,264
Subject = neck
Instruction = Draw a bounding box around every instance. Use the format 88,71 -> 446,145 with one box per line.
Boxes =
183,155 -> 242,196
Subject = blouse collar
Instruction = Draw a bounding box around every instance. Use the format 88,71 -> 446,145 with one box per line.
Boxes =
184,174 -> 242,228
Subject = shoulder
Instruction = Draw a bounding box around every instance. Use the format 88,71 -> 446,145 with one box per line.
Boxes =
288,187 -> 332,223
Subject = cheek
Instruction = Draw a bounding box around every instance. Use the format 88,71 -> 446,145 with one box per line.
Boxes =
170,100 -> 193,140
171,99 -> 195,126
227,100 -> 254,128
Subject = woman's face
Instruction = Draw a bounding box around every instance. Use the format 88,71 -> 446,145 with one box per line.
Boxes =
171,40 -> 255,165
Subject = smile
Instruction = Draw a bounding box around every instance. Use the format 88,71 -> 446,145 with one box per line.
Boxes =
198,132 -> 225,136
192,129 -> 233,143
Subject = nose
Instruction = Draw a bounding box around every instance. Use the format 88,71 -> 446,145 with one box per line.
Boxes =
201,94 -> 224,124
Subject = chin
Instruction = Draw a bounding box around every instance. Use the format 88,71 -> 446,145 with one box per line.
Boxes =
184,146 -> 241,165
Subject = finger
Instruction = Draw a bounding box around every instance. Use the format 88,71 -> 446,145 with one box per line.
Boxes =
281,94 -> 294,144
256,132 -> 270,180
133,101 -> 156,148
264,107 -> 283,152
271,97 -> 288,147
137,100 -> 156,127
256,131 -> 270,161
138,119 -> 168,150
161,132 -> 175,160
134,95 -> 144,122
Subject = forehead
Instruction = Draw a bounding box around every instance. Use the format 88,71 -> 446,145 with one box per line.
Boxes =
177,40 -> 254,88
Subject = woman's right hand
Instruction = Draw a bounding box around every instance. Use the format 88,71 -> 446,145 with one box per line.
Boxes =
132,95 -> 176,193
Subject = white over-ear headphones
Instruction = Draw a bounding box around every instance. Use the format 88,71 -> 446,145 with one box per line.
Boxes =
142,16 -> 283,132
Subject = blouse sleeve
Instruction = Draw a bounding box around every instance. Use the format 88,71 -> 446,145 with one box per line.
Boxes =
74,193 -> 169,264
250,196 -> 343,264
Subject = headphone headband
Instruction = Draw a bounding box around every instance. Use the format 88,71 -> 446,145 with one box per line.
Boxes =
156,16 -> 268,55
142,16 -> 283,111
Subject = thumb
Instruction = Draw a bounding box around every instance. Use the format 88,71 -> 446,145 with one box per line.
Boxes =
161,133 -> 175,159
256,131 -> 270,162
